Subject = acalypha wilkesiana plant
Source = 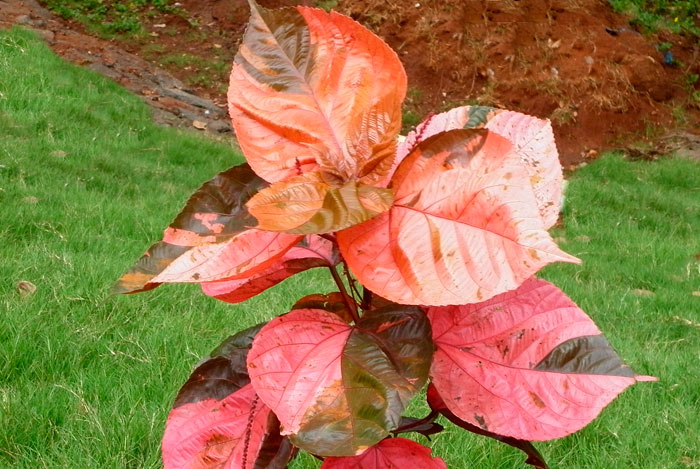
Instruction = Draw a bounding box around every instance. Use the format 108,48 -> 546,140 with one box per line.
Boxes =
115,1 -> 655,467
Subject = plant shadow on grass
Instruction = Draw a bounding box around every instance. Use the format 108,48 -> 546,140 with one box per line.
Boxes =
1,28 -> 699,468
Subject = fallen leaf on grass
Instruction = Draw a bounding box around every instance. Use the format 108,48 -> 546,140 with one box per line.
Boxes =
22,196 -> 39,204
692,291 -> 700,297
671,316 -> 700,330
50,150 -> 67,158
632,289 -> 655,297
16,281 -> 37,297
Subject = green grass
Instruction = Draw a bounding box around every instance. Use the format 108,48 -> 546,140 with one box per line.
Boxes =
42,0 -> 182,37
2,27 -> 700,468
608,0 -> 700,38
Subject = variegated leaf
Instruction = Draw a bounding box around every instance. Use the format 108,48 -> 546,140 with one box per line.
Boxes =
338,129 -> 579,306
247,306 -> 433,456
163,326 -> 296,468
114,163 -> 301,294
246,172 -> 393,234
428,278 -> 656,441
396,106 -> 563,228
229,1 -> 406,185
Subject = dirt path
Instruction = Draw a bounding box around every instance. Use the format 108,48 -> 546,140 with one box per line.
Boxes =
0,0 -> 233,138
1,0 -> 698,166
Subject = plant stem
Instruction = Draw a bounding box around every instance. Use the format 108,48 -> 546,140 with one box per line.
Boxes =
342,261 -> 362,302
328,265 -> 360,323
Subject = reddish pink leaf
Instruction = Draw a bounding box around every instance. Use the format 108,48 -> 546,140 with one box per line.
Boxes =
428,278 -> 656,441
202,235 -> 337,303
247,307 -> 432,456
427,384 -> 548,469
338,129 -> 579,306
229,2 -> 406,185
396,106 -> 563,228
163,384 -> 291,468
321,438 -> 447,469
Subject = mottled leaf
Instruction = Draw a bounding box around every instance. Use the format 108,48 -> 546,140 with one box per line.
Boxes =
114,163 -> 301,294
173,324 -> 264,407
338,129 -> 579,306
247,306 -> 433,456
163,326 -> 296,468
427,384 -> 548,469
228,1 -> 406,185
247,173 -> 393,234
201,235 -> 337,303
320,437 -> 447,469
396,106 -> 563,228
428,278 -> 656,441
163,384 -> 295,469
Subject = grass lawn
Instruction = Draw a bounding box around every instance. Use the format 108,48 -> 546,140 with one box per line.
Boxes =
2,27 -> 699,468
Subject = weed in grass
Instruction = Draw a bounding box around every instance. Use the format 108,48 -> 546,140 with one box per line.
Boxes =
43,0 -> 187,38
608,0 -> 700,37
314,0 -> 339,12
401,109 -> 422,133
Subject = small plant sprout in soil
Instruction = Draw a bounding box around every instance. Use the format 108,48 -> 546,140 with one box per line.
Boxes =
115,1 -> 656,467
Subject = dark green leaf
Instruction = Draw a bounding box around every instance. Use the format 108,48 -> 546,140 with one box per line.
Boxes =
174,323 -> 264,408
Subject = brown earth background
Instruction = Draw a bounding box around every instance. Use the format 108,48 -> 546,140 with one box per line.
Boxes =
2,0 -> 699,167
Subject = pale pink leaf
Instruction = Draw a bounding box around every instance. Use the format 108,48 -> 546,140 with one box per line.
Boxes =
429,278 -> 655,441
396,106 -> 563,228
321,438 -> 447,469
339,129 -> 579,306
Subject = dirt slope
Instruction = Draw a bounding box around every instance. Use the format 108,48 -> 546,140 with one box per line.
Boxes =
3,0 -> 699,166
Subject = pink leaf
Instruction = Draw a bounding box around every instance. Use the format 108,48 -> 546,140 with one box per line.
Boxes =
202,235 -> 337,303
427,384 -> 548,469
162,384 -> 293,468
229,2 -> 406,185
321,438 -> 447,469
338,129 -> 579,306
247,306 -> 432,456
428,278 -> 655,441
396,106 -> 563,228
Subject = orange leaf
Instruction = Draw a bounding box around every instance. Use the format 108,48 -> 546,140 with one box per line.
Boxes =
338,129 -> 579,306
246,172 -> 393,234
228,1 -> 406,185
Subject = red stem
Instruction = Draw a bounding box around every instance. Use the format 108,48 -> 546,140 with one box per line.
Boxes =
328,265 -> 360,323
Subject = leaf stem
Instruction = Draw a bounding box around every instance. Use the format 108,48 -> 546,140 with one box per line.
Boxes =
328,265 -> 360,323
342,261 -> 362,302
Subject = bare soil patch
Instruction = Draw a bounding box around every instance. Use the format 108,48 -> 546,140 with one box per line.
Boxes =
3,0 -> 699,167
